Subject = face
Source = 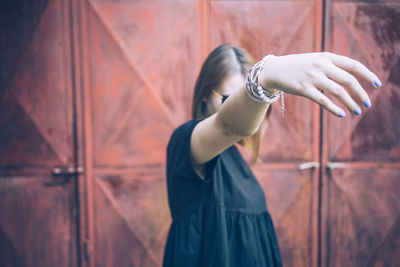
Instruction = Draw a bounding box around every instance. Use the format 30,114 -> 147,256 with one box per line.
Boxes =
206,72 -> 245,115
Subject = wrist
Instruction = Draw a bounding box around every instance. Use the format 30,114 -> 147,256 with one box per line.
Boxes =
259,55 -> 278,93
245,55 -> 285,116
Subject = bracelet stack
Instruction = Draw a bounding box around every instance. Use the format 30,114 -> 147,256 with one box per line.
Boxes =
245,55 -> 285,115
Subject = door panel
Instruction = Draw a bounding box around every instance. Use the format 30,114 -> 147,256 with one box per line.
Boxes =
81,0 -> 201,266
87,0 -> 200,167
0,0 -> 74,167
322,1 -> 400,266
94,171 -> 168,267
0,0 -> 79,266
322,168 -> 400,266
254,167 -> 316,267
0,177 -> 78,266
325,2 -> 400,162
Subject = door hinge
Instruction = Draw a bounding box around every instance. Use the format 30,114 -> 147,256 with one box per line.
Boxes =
84,239 -> 91,263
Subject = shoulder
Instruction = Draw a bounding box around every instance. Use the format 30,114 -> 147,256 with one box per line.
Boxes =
168,120 -> 202,148
172,119 -> 201,136
166,119 -> 206,182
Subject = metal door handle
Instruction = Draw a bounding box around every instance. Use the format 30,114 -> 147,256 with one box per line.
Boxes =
44,166 -> 84,187
298,162 -> 320,170
326,162 -> 349,170
52,166 -> 84,175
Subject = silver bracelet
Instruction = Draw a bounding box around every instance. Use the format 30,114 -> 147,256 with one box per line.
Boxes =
245,55 -> 285,115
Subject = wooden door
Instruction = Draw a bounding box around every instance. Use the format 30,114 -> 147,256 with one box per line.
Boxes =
77,0 -> 202,266
321,1 -> 400,266
0,0 -> 81,266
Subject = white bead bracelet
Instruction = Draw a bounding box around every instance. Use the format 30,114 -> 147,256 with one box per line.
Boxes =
245,55 -> 285,115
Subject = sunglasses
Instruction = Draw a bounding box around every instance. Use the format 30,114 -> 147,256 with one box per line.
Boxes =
212,90 -> 230,104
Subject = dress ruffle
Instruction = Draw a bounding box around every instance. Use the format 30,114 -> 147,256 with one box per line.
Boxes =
163,204 -> 282,267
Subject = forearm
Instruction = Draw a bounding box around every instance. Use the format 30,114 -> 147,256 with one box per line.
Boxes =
216,85 -> 270,137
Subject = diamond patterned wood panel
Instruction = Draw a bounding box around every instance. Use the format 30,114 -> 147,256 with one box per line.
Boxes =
321,168 -> 400,266
326,2 -> 400,162
94,171 -> 169,267
87,0 -> 200,168
82,0 -> 201,265
254,167 -> 315,267
0,0 -> 74,167
0,177 -> 78,267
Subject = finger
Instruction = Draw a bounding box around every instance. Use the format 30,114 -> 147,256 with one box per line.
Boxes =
326,53 -> 382,88
314,76 -> 361,115
303,83 -> 346,117
323,62 -> 371,109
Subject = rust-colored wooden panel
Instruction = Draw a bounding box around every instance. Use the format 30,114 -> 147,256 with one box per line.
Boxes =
321,167 -> 400,266
254,166 -> 315,267
0,0 -> 74,167
210,1 -> 317,59
209,0 -> 320,162
80,0 -> 201,266
0,177 -> 78,267
93,171 -> 169,267
325,2 -> 400,162
86,0 -> 200,168
86,0 -> 200,122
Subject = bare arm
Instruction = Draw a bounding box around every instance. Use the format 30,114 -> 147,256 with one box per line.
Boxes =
191,52 -> 381,169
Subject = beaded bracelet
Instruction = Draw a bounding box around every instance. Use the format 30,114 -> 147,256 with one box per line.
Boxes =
245,55 -> 285,115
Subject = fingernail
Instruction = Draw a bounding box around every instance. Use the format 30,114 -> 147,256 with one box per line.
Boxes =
338,111 -> 346,118
373,79 -> 382,88
354,107 -> 362,115
364,99 -> 371,108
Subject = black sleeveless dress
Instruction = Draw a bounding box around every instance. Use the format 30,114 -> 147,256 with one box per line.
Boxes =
163,120 -> 282,267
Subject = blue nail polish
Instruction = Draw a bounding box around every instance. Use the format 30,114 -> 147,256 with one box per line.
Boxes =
354,107 -> 362,115
374,80 -> 382,88
364,99 -> 371,108
338,111 -> 346,118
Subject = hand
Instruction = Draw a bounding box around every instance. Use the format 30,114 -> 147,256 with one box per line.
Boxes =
260,52 -> 382,117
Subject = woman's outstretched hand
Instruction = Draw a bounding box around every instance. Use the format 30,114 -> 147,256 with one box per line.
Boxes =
260,52 -> 382,117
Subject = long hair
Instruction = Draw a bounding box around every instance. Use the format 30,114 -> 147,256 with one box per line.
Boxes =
191,44 -> 271,165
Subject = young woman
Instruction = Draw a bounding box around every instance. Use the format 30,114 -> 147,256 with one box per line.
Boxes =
162,44 -> 381,267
